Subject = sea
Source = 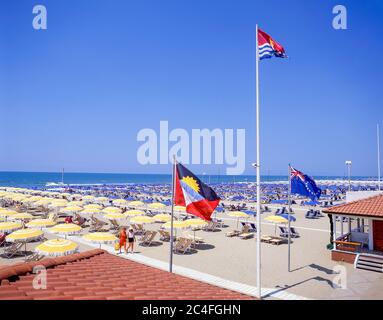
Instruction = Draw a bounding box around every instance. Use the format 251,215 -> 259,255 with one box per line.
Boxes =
0,171 -> 379,189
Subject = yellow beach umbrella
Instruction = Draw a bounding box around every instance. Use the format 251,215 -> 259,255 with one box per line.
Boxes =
162,220 -> 189,230
104,213 -> 126,220
50,199 -> 68,208
35,239 -> 78,257
95,197 -> 109,203
184,219 -> 208,228
153,213 -> 171,222
80,208 -> 98,215
148,202 -> 166,209
264,216 -> 288,224
26,219 -> 57,229
227,211 -> 248,218
84,204 -> 102,210
112,199 -> 128,206
129,200 -> 144,207
6,228 -> 43,242
49,223 -> 82,237
24,196 -> 43,203
227,211 -> 249,228
264,215 -> 288,235
124,209 -> 145,217
9,212 -> 33,221
34,198 -> 54,206
0,210 -> 18,218
67,201 -> 83,206
130,216 -> 155,224
102,207 -> 122,214
82,195 -> 95,202
82,232 -> 117,248
0,221 -> 23,233
60,206 -> 83,214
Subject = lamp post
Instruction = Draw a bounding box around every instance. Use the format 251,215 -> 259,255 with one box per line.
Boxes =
345,160 -> 352,192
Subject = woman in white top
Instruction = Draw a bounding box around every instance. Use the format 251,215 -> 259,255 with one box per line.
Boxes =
127,227 -> 135,253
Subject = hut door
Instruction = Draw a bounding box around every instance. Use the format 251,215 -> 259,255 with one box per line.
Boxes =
373,220 -> 383,252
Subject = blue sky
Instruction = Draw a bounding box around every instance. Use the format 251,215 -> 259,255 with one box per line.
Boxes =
0,0 -> 382,176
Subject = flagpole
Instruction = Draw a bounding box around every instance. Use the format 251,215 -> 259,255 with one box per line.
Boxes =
169,155 -> 176,273
255,24 -> 262,299
288,164 -> 291,272
378,124 -> 381,191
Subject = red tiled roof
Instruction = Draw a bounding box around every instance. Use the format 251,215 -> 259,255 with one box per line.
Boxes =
0,249 -> 253,300
323,194 -> 383,218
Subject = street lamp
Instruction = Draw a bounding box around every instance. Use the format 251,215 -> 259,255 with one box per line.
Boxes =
345,160 -> 352,191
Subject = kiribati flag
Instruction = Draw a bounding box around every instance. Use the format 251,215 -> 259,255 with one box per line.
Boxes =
290,166 -> 321,201
258,28 -> 287,60
174,163 -> 220,221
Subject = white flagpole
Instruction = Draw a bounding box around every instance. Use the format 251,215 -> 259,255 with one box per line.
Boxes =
255,24 -> 262,299
287,164 -> 292,272
378,124 -> 381,191
169,155 -> 176,273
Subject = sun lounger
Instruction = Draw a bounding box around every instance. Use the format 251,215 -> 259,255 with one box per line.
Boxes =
3,242 -> 24,258
173,237 -> 193,254
269,237 -> 284,245
25,253 -> 44,262
225,230 -> 240,237
261,235 -> 273,243
158,230 -> 170,241
184,233 -> 204,243
109,219 -> 120,230
140,231 -> 157,246
249,223 -> 257,232
204,221 -> 218,232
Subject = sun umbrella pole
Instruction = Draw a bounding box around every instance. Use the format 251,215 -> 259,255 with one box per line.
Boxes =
288,164 -> 292,272
169,155 -> 176,273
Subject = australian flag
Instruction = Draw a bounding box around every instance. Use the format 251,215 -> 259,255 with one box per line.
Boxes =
174,163 -> 220,221
290,166 -> 321,201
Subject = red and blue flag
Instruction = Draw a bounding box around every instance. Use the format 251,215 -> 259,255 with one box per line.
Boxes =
290,166 -> 321,201
258,28 -> 287,60
174,163 -> 220,221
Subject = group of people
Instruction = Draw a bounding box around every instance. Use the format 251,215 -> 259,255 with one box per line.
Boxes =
118,226 -> 136,254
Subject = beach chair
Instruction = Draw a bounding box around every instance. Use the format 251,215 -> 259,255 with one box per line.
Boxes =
261,235 -> 273,243
25,253 -> 45,262
269,237 -> 285,245
184,233 -> 204,244
249,223 -> 257,232
3,242 -> 24,258
279,226 -> 289,238
225,229 -> 240,237
158,230 -> 170,241
204,221 -> 218,232
133,224 -> 145,234
290,227 -> 300,238
110,219 -> 120,231
240,221 -> 247,229
212,218 -> 224,228
140,231 -> 157,246
239,226 -> 253,240
0,233 -> 6,247
174,238 -> 193,254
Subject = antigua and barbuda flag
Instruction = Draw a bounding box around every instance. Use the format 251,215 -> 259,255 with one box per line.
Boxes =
174,163 -> 220,221
290,166 -> 321,202
258,28 -> 287,60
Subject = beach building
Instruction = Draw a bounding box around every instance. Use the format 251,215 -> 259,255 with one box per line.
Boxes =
324,194 -> 383,272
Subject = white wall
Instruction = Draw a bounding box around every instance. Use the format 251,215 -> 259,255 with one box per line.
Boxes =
346,191 -> 383,203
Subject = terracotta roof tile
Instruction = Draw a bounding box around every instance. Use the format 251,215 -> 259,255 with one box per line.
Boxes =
323,194 -> 383,217
0,249 -> 253,300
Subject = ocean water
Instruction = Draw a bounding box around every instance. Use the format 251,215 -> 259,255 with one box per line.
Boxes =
0,171 -> 377,189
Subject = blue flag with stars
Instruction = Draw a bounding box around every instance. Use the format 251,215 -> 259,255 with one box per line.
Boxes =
290,166 -> 321,201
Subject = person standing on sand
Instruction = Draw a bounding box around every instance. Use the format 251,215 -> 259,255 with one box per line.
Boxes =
119,227 -> 127,254
127,227 -> 135,253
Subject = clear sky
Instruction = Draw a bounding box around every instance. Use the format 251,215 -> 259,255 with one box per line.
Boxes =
1,0 -> 382,176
